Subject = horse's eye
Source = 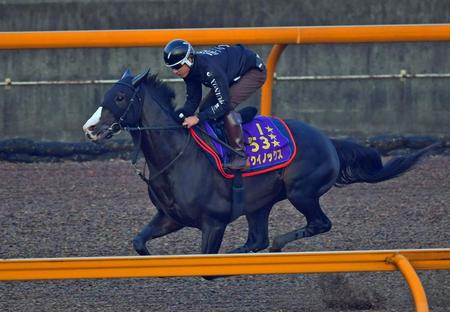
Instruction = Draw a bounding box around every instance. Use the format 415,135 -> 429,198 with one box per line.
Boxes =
116,95 -> 124,102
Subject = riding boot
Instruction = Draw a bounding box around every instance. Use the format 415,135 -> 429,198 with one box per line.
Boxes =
224,111 -> 248,170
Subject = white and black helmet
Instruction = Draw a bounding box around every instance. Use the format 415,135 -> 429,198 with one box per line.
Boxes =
163,39 -> 194,69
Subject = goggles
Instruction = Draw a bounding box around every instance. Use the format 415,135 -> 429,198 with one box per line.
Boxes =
166,56 -> 193,70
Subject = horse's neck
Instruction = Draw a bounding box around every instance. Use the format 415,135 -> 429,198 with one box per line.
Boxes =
139,93 -> 190,171
141,129 -> 188,166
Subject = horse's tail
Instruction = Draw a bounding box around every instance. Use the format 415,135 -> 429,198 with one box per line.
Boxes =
331,139 -> 440,186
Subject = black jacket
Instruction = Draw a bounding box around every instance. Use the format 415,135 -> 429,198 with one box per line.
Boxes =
180,44 -> 258,121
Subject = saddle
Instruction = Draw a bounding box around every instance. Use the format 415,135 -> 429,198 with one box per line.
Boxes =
190,108 -> 297,179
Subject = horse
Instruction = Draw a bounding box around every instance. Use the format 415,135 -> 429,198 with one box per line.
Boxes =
83,69 -> 437,256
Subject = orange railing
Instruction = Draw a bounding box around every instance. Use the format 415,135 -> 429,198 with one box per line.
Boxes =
1,24 -> 450,115
2,249 -> 450,312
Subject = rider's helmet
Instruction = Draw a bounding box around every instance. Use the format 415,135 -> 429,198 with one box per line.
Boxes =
163,39 -> 194,70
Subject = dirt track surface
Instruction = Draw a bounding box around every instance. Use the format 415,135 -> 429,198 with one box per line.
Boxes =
0,156 -> 449,312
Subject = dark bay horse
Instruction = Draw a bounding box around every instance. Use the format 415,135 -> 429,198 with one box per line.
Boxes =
83,69 -> 436,255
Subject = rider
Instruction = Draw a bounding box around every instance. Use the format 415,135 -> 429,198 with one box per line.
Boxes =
163,39 -> 267,170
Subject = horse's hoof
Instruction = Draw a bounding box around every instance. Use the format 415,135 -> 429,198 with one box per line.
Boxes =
226,245 -> 250,254
132,237 -> 150,256
270,236 -> 288,252
269,241 -> 284,252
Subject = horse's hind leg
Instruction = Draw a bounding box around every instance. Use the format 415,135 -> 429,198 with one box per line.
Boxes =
270,196 -> 331,252
227,205 -> 271,253
133,211 -> 183,255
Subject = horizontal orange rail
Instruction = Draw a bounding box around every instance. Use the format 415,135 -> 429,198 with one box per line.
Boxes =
2,249 -> 449,311
1,24 -> 450,49
1,248 -> 449,281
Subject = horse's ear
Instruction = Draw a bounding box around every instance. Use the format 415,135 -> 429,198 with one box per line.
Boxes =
120,69 -> 133,80
132,68 -> 150,86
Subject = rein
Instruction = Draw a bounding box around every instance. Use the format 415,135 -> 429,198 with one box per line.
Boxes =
125,124 -> 244,156
131,130 -> 190,185
123,125 -> 182,131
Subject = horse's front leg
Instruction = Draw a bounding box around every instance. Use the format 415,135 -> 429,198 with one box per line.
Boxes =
200,217 -> 228,280
133,210 -> 183,255
200,217 -> 227,254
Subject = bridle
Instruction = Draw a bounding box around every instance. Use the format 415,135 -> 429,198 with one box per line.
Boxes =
105,80 -> 189,184
105,81 -> 144,137
107,80 -> 183,133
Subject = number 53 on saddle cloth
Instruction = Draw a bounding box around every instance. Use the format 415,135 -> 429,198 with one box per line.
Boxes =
190,116 -> 297,179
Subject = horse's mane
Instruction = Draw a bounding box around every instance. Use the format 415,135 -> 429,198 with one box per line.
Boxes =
144,74 -> 177,111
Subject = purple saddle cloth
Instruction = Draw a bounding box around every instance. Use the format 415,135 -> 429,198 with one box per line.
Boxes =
203,116 -> 295,171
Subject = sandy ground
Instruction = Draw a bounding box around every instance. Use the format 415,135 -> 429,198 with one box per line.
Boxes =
0,156 -> 449,311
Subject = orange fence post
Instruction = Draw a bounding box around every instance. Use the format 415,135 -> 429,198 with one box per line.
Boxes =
387,254 -> 429,312
260,44 -> 287,116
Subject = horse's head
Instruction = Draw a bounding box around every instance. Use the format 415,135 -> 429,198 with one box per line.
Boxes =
83,69 -> 148,143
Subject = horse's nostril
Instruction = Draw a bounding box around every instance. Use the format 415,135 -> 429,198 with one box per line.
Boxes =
88,125 -> 96,131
